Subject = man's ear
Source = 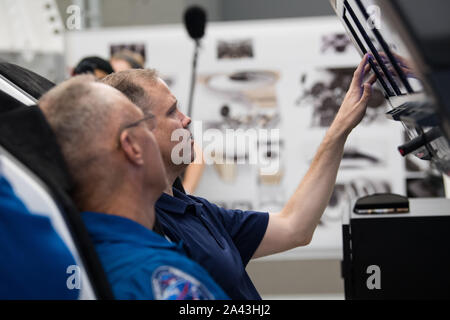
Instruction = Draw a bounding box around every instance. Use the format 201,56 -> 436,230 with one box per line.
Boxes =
119,130 -> 144,166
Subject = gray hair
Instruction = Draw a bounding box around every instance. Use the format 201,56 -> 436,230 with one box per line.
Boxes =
39,75 -> 129,206
100,69 -> 159,113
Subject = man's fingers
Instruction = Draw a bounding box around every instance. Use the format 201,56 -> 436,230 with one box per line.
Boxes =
367,73 -> 377,85
351,54 -> 370,88
359,82 -> 373,105
364,65 -> 372,80
355,53 -> 369,74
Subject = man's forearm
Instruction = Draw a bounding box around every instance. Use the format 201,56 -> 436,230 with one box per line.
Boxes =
279,122 -> 349,245
252,55 -> 373,258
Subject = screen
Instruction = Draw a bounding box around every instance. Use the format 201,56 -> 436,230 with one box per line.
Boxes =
341,0 -> 424,96
392,0 -> 450,70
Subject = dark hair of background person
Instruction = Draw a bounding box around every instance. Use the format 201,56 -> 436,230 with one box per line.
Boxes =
72,56 -> 114,78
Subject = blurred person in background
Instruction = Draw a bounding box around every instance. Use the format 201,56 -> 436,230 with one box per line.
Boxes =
181,142 -> 205,194
72,56 -> 114,80
110,49 -> 145,72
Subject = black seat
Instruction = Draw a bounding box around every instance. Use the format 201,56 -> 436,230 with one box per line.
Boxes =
0,90 -> 26,114
0,62 -> 54,100
0,65 -> 114,300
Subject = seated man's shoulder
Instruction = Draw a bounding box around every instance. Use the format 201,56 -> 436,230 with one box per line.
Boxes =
187,194 -> 225,214
113,251 -> 227,300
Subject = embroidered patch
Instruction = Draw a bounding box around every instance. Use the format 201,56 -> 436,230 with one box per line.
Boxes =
152,266 -> 214,300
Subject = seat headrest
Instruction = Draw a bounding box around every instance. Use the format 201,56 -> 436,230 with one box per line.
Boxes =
0,65 -> 114,299
0,62 -> 55,100
0,106 -> 73,194
0,105 -> 115,299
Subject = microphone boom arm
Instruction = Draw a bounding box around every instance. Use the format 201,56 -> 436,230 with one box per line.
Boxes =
187,39 -> 200,119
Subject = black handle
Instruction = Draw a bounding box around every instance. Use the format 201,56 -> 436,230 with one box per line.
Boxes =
398,127 -> 442,156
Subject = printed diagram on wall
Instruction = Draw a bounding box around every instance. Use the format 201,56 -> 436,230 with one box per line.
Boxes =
295,67 -> 386,127
217,39 -> 254,60
340,147 -> 382,169
110,43 -> 146,60
322,178 -> 392,224
298,133 -> 395,224
199,70 -> 281,129
321,33 -> 353,54
302,140 -> 386,170
256,139 -> 286,213
195,69 -> 286,213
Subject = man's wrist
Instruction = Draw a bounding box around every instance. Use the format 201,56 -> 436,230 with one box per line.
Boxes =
328,119 -> 352,140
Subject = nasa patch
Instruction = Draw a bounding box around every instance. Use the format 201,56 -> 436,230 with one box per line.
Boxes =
151,266 -> 214,300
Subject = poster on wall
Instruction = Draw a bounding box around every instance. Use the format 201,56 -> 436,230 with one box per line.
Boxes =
109,43 -> 147,61
65,17 -> 407,260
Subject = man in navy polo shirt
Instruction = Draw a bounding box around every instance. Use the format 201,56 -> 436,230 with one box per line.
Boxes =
39,75 -> 229,300
102,54 -> 375,299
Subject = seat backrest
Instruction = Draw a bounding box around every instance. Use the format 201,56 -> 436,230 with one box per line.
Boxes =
0,146 -> 94,299
0,62 -> 54,100
0,66 -> 114,299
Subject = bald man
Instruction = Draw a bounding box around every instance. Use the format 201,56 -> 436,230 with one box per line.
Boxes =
39,75 -> 229,300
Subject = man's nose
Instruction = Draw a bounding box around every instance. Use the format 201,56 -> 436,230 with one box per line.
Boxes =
182,114 -> 192,129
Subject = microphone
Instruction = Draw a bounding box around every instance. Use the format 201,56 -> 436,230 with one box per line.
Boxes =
183,6 -> 207,118
183,6 -> 207,42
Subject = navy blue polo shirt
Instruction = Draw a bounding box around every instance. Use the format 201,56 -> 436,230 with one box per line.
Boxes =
156,188 -> 269,300
81,211 -> 229,300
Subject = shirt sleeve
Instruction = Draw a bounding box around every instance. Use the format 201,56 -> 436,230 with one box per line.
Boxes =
114,256 -> 230,300
194,197 -> 269,266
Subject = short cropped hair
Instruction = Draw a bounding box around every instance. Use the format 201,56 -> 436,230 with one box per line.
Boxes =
101,69 -> 159,113
39,75 -> 128,204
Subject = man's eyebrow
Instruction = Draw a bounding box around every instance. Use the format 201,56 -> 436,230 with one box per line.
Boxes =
142,112 -> 155,119
166,101 -> 178,115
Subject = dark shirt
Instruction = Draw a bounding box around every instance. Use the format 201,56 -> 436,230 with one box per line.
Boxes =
156,188 -> 269,300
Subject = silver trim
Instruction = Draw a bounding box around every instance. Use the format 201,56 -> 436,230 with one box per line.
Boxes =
0,74 -> 36,106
